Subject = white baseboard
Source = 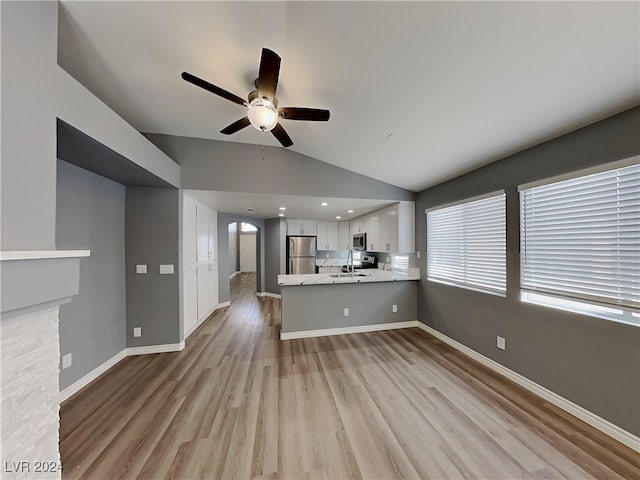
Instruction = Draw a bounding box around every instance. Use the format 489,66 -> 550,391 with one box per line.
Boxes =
126,341 -> 185,356
257,292 -> 281,299
280,320 -> 418,340
217,301 -> 231,308
229,271 -> 240,279
59,348 -> 127,402
414,322 -> 640,453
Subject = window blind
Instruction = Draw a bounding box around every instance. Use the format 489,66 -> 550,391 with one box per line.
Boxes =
520,163 -> 640,310
427,192 -> 506,294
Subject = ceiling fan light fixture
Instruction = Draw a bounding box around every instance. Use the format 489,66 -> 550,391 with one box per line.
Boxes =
247,97 -> 278,131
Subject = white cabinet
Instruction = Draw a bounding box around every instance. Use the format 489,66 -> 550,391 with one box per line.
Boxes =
317,221 -> 339,250
287,219 -> 318,236
347,201 -> 415,253
350,217 -> 365,236
338,221 -> 351,250
365,211 -> 381,252
183,193 -> 220,335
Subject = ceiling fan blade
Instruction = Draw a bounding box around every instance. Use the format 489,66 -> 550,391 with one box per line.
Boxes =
278,107 -> 330,122
271,123 -> 293,147
220,117 -> 251,135
257,48 -> 281,100
182,72 -> 246,106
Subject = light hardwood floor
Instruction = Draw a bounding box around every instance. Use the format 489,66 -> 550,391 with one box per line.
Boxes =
60,273 -> 639,479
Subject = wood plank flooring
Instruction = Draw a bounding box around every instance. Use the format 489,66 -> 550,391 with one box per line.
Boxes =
60,272 -> 639,479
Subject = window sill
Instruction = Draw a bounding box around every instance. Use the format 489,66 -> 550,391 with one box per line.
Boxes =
520,292 -> 639,327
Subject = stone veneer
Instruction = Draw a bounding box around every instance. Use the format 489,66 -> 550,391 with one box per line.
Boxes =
1,307 -> 61,479
1,251 -> 87,480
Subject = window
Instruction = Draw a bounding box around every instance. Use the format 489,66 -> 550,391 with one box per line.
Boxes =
519,160 -> 639,325
426,191 -> 506,294
240,222 -> 257,233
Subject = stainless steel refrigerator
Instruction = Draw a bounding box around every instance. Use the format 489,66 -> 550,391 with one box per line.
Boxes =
287,236 -> 317,274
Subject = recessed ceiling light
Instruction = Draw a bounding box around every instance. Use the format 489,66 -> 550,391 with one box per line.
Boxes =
279,207 -> 286,211
347,209 -> 354,213
336,216 -> 342,220
278,213 -> 284,217
320,202 -> 328,206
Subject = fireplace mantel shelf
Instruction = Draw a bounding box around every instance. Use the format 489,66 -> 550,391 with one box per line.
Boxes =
1,250 -> 90,261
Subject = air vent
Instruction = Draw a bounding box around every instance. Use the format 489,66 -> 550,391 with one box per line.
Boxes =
246,208 -> 256,212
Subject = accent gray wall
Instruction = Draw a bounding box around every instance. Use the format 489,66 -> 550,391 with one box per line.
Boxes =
1,1 -> 58,250
126,187 -> 180,347
144,134 -> 415,200
416,106 -> 640,435
264,218 -> 283,294
281,281 -> 417,333
217,214 -> 265,303
56,160 -> 126,390
228,222 -> 239,275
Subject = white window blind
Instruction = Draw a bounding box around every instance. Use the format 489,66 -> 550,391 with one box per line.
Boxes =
427,192 -> 506,294
520,163 -> 640,311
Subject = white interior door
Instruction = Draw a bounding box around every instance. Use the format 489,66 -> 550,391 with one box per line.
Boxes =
240,233 -> 257,272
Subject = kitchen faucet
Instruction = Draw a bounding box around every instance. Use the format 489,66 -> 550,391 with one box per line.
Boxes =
346,249 -> 354,278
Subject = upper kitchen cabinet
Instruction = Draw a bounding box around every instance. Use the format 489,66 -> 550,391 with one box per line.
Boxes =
317,221 -> 339,250
287,219 -> 317,236
338,221 -> 351,250
365,210 -> 381,252
349,201 -> 415,253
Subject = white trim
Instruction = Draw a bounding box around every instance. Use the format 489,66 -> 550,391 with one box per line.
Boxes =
126,341 -> 185,356
184,320 -> 200,340
59,349 -> 127,402
217,301 -> 231,308
518,155 -> 639,191
280,320 -> 418,340
1,250 -> 91,261
414,322 -> 640,453
424,189 -> 504,213
229,271 -> 241,279
257,292 -> 281,299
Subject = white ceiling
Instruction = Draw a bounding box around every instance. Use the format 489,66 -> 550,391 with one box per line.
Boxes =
58,1 -> 639,193
185,190 -> 395,221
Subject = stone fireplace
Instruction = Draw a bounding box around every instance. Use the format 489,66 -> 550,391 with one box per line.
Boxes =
1,251 -> 88,480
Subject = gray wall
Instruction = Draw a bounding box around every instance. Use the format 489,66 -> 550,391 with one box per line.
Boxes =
126,187 -> 180,347
281,281 -> 417,333
144,134 -> 415,201
56,160 -> 126,390
1,1 -> 58,250
228,222 -> 239,274
416,106 -> 640,435
217,214 -> 265,303
264,218 -> 283,294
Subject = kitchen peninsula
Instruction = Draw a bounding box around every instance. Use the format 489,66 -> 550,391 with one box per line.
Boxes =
278,268 -> 419,339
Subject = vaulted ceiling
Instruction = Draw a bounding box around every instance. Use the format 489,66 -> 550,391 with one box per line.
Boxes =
58,1 -> 639,192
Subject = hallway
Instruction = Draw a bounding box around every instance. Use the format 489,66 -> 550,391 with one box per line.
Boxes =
59,272 -> 638,479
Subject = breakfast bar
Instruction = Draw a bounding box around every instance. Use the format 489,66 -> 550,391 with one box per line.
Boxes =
278,268 -> 419,339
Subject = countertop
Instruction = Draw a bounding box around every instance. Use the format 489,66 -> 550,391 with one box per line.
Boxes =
278,268 -> 420,286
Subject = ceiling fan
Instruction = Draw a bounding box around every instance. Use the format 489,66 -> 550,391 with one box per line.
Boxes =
182,48 -> 330,148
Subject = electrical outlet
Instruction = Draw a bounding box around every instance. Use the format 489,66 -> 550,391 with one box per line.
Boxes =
497,336 -> 506,350
62,353 -> 72,370
133,327 -> 142,337
392,304 -> 398,313
343,307 -> 350,317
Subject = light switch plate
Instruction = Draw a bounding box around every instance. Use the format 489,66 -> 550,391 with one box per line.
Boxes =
159,264 -> 174,275
136,264 -> 147,274
62,353 -> 72,370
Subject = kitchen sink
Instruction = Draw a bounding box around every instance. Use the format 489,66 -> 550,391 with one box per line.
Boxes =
329,273 -> 368,278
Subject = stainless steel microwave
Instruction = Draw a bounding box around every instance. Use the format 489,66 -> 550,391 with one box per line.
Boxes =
353,233 -> 367,251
